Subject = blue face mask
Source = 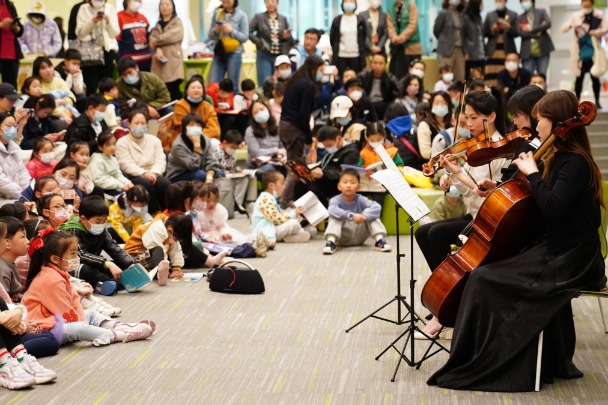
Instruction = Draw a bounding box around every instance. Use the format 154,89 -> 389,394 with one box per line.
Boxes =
2,127 -> 17,142
124,73 -> 139,85
457,126 -> 473,139
325,145 -> 339,154
337,116 -> 352,127
187,95 -> 203,103
316,71 -> 324,82
131,125 -> 147,138
343,2 -> 356,13
93,110 -> 105,123
254,110 -> 270,124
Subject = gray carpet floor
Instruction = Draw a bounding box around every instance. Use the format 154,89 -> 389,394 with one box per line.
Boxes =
1,215 -> 608,405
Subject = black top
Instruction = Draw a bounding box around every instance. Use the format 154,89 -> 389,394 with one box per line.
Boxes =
280,78 -> 316,144
528,151 -> 600,253
65,113 -> 108,154
21,116 -> 57,150
497,67 -> 532,100
67,1 -> 86,41
320,143 -> 360,182
352,96 -> 379,123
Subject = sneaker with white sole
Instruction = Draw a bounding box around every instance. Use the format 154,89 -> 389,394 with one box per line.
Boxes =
0,358 -> 36,389
374,239 -> 392,252
114,322 -> 154,343
19,354 -> 57,384
322,241 -> 336,255
157,260 -> 170,286
94,299 -> 122,317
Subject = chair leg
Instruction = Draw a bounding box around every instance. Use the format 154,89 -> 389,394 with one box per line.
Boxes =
535,330 -> 544,392
598,297 -> 608,333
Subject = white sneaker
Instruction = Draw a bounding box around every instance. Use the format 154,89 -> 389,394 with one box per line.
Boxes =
19,354 -> 57,384
114,322 -> 154,343
0,358 -> 36,389
95,300 -> 122,317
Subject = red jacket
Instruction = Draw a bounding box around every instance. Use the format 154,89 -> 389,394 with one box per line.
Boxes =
26,157 -> 57,180
206,82 -> 234,113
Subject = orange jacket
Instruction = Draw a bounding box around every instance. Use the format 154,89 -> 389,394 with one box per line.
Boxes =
21,265 -> 85,330
167,98 -> 221,151
359,144 -> 400,168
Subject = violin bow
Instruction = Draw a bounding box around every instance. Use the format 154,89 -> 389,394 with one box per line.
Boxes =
454,81 -> 467,142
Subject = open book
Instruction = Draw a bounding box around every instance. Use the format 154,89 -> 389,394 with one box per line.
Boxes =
294,191 -> 329,226
340,162 -> 386,193
285,159 -> 320,183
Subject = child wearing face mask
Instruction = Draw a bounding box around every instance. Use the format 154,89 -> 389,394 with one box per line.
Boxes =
65,94 -> 109,155
108,185 -> 151,243
343,78 -> 379,123
433,64 -> 455,93
68,141 -> 96,196
38,194 -> 71,231
22,231 -> 155,348
358,122 -> 404,168
20,95 -> 66,152
25,138 -> 57,180
58,196 -> 136,295
0,113 -> 32,205
430,105 -> 471,157
52,157 -> 83,211
88,131 -> 133,197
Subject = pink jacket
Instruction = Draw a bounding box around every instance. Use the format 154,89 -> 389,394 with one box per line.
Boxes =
25,157 -> 57,180
21,265 -> 85,330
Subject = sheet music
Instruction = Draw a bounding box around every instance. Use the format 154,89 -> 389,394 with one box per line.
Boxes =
372,144 -> 403,177
371,169 -> 431,222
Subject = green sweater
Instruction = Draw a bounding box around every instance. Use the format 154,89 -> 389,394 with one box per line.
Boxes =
116,71 -> 171,112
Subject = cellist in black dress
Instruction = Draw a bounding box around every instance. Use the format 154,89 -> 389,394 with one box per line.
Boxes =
428,90 -> 606,392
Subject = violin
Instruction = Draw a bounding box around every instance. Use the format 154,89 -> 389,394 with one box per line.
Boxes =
422,128 -> 533,177
420,102 -> 597,327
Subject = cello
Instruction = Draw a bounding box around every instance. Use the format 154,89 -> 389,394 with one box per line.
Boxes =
420,101 -> 597,327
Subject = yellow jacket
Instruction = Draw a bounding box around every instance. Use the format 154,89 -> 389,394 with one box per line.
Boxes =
109,201 -> 147,243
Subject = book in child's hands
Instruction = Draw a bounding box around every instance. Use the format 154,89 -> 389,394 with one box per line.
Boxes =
285,159 -> 319,183
119,263 -> 151,293
294,191 -> 329,226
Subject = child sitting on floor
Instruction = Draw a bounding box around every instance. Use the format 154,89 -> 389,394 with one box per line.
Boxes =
0,221 -> 57,390
0,217 -> 29,301
322,169 -> 392,255
58,196 -> 136,295
252,170 -> 310,247
26,138 -> 58,180
108,185 -> 151,243
357,122 -> 404,168
68,141 -> 95,196
22,231 -> 155,347
88,130 -> 134,197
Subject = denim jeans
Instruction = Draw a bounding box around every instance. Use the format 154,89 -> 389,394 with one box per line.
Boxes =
169,169 -> 208,183
256,50 -> 277,86
522,55 -> 550,76
210,52 -> 243,94
62,310 -> 112,345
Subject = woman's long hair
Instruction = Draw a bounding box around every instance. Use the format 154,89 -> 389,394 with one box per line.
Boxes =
532,90 -> 604,207
507,85 -> 546,137
428,91 -> 453,131
249,100 -> 278,138
287,54 -> 324,98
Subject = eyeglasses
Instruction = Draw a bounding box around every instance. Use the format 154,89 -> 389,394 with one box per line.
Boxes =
52,204 -> 67,210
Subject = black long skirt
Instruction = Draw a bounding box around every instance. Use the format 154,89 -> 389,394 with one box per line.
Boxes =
427,240 -> 605,392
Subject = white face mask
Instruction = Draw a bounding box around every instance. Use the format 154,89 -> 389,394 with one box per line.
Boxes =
457,126 -> 473,139
449,0 -> 460,6
128,1 -> 141,13
583,7 -> 593,15
446,185 -> 461,198
325,145 -> 339,154
442,73 -> 454,83
193,201 -> 207,211
278,69 -> 291,80
349,90 -> 363,102
91,0 -> 105,9
432,105 -> 449,118
521,1 -> 532,11
40,152 -> 54,164
60,257 -> 80,272
495,2 -> 506,11
505,61 -> 519,72
371,0 -> 382,9
254,109 -> 270,124
131,204 -> 147,214
56,175 -> 74,190
52,210 -> 70,222
88,221 -> 106,235
411,69 -> 424,79
186,126 -> 203,137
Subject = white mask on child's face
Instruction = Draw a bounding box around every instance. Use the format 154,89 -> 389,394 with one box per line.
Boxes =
193,201 -> 207,212
60,257 -> 80,272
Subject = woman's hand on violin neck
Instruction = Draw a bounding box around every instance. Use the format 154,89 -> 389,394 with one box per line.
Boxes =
512,151 -> 539,176
475,178 -> 497,197
440,154 -> 462,175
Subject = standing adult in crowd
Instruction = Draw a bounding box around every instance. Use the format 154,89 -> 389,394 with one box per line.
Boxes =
249,0 -> 293,87
75,0 -> 120,95
149,0 -> 184,101
434,0 -> 466,82
329,0 -> 367,75
360,0 -> 387,62
463,0 -> 485,81
19,1 -> 62,58
208,0 -> 249,95
562,0 -> 608,109
0,0 -> 23,87
358,53 -> 400,120
387,0 -> 421,80
497,52 -> 531,101
279,55 -> 325,207
117,0 -> 152,72
484,0 -> 519,85
516,0 -> 554,75
288,28 -> 330,70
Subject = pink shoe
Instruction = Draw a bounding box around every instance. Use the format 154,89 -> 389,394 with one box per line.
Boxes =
115,323 -> 154,343
157,260 -> 170,286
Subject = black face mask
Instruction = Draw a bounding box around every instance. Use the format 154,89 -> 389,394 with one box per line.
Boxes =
29,14 -> 45,25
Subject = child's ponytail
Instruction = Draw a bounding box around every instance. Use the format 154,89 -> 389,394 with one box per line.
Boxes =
25,230 -> 75,291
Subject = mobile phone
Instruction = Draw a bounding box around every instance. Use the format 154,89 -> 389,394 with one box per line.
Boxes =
60,189 -> 76,201
97,11 -> 104,18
